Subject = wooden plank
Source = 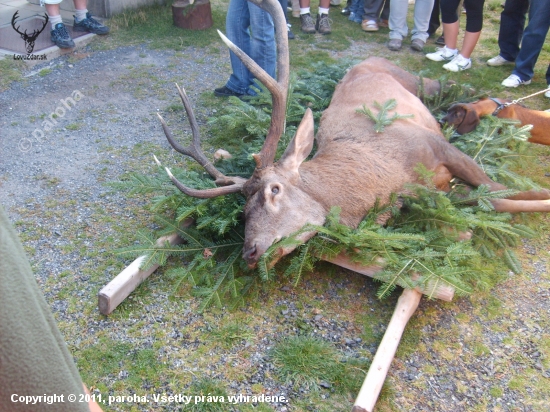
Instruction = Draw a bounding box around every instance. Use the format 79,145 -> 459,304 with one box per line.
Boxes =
352,288 -> 423,412
98,219 -> 194,315
323,253 -> 455,302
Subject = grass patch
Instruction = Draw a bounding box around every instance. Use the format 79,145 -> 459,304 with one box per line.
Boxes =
270,335 -> 368,394
0,58 -> 24,91
77,338 -> 167,393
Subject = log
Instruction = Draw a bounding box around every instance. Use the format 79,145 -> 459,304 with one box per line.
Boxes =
352,288 -> 423,412
172,0 -> 213,30
98,232 -> 183,315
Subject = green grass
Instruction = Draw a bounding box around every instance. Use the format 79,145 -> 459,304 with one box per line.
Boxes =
270,335 -> 368,394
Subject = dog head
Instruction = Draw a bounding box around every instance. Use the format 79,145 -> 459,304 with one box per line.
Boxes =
442,103 -> 480,134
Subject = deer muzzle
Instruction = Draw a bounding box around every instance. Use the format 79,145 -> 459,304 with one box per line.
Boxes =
243,243 -> 259,268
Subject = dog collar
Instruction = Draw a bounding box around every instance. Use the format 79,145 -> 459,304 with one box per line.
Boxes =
489,98 -> 506,116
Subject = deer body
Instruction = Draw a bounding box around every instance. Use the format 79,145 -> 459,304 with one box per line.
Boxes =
158,0 -> 550,268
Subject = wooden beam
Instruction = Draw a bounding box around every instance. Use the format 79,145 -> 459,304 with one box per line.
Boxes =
352,288 -> 423,412
98,219 -> 193,315
323,253 -> 455,301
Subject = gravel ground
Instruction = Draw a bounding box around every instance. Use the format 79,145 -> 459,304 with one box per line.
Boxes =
1,41 -> 549,412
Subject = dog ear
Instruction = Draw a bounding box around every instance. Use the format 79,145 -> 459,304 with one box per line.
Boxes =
456,106 -> 480,134
443,104 -> 480,134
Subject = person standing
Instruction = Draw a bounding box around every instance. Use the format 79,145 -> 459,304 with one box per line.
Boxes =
299,0 -> 332,34
387,0 -> 434,52
425,0 -> 486,72
214,0 -> 276,98
497,0 -> 550,95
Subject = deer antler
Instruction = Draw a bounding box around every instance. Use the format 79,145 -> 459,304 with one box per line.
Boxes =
11,12 -> 48,40
11,11 -> 24,36
158,0 -> 289,198
157,83 -> 247,197
217,0 -> 289,169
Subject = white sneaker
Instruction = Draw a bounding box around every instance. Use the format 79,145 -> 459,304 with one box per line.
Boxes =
426,46 -> 458,62
545,86 -> 550,98
501,74 -> 531,87
443,55 -> 472,72
487,55 -> 514,66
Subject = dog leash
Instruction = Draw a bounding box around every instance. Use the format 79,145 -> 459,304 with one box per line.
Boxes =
490,87 -> 550,116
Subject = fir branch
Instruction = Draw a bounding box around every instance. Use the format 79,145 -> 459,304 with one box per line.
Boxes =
356,99 -> 414,133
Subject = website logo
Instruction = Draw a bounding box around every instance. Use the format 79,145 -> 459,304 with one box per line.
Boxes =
11,11 -> 49,54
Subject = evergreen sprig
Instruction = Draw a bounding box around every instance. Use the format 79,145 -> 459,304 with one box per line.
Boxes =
356,99 -> 414,133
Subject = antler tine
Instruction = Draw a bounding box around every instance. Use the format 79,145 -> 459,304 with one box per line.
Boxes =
165,167 -> 244,199
11,11 -> 24,36
217,0 -> 289,169
38,13 -> 49,34
157,83 -> 238,186
157,84 -> 248,199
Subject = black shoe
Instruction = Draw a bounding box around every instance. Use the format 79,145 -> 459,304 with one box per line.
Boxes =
288,28 -> 295,40
51,23 -> 75,49
73,12 -> 109,35
435,35 -> 445,46
214,86 -> 244,98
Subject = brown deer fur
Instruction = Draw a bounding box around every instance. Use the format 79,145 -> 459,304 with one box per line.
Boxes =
443,97 -> 550,145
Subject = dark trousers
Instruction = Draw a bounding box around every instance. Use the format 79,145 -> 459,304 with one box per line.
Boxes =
512,0 -> 550,83
498,0 -> 529,62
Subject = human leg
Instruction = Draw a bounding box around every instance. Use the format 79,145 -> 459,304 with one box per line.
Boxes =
363,0 -> 385,22
224,0 -> 253,95
410,0 -> 434,43
440,0 -> 459,48
388,0 -> 409,40
248,0 -> 276,86
497,0 -> 529,62
72,0 -> 109,34
44,0 -> 75,48
427,0 -> 440,36
512,0 -> 550,82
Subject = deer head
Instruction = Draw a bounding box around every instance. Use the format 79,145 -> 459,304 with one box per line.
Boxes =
11,11 -> 49,54
156,0 -> 318,268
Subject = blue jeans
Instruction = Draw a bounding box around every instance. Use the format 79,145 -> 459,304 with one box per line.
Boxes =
513,0 -> 550,83
498,0 -> 529,62
225,0 -> 276,96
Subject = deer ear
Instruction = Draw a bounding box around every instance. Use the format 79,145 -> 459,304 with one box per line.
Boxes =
278,108 -> 315,171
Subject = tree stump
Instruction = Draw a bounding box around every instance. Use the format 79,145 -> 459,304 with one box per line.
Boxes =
172,0 -> 213,30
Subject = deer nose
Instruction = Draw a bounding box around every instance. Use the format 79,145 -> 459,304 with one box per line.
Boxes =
243,244 -> 258,265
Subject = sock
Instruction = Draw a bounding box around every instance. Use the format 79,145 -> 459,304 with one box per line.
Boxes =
444,46 -> 458,54
319,7 -> 329,15
300,7 -> 310,15
48,14 -> 63,30
456,54 -> 470,63
74,8 -> 88,22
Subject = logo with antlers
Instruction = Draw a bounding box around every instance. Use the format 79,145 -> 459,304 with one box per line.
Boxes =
11,11 -> 49,54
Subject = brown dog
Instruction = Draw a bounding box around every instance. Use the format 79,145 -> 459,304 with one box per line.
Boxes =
442,97 -> 550,145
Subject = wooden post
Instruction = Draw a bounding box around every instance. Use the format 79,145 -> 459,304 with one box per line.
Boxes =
352,288 -> 423,412
172,0 -> 213,30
